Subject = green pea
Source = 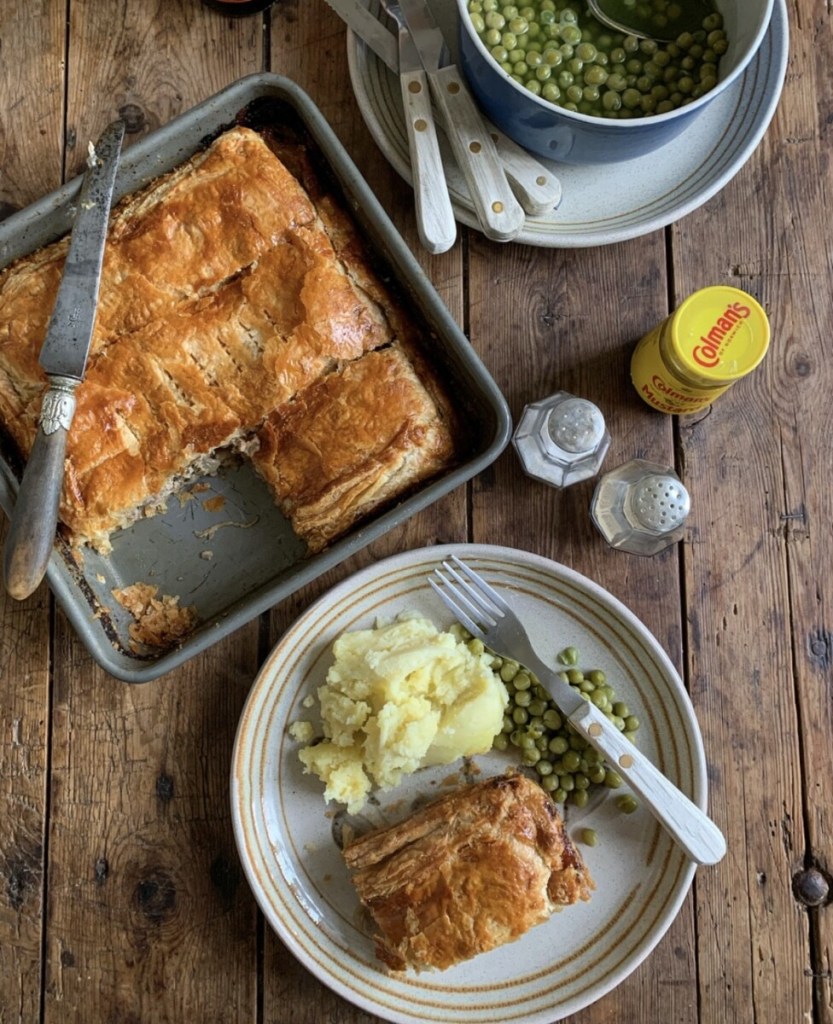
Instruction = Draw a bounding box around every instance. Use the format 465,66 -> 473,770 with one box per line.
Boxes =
616,794 -> 639,814
569,788 -> 589,808
543,709 -> 563,730
558,644 -> 579,665
579,827 -> 598,846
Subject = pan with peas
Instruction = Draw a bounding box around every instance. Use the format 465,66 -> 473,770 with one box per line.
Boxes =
465,0 -> 728,119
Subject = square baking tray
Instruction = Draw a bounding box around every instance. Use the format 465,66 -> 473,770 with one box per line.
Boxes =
0,73 -> 511,683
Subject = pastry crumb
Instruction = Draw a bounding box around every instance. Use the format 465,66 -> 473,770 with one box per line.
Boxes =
112,582 -> 197,649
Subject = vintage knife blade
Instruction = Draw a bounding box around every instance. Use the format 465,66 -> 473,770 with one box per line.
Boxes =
4,119 -> 125,601
397,0 -> 525,242
323,0 -> 399,71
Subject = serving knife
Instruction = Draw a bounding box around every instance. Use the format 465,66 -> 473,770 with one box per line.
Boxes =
3,119 -> 125,601
380,0 -> 457,254
325,0 -> 561,227
396,0 -> 524,242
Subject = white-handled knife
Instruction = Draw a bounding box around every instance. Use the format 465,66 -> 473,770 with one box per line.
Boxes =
397,0 -> 524,242
380,0 -> 457,254
324,0 -> 562,221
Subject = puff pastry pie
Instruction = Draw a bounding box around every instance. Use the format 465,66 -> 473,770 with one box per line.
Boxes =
343,772 -> 594,972
0,125 -> 456,552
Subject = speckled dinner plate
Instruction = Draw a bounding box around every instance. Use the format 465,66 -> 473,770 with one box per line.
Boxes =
346,0 -> 788,247
231,543 -> 707,1023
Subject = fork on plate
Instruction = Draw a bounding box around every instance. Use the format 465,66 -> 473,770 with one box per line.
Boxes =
429,555 -> 727,866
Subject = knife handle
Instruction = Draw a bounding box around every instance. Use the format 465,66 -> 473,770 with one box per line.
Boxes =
565,693 -> 727,865
398,68 -> 457,254
426,64 -> 525,243
487,125 -> 563,216
3,377 -> 77,601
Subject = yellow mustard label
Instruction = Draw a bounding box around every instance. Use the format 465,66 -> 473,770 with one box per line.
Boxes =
630,286 -> 771,414
671,286 -> 770,384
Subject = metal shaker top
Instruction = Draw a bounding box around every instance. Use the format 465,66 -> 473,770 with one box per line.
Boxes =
628,473 -> 691,534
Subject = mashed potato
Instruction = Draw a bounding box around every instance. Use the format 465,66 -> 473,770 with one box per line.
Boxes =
297,616 -> 507,813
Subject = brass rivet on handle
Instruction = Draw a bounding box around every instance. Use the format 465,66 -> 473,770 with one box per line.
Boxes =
492,201 -> 504,213
447,81 -> 461,94
469,141 -> 482,154
536,175 -> 547,185
414,119 -> 428,132
588,723 -> 602,738
619,753 -> 634,769
408,81 -> 422,94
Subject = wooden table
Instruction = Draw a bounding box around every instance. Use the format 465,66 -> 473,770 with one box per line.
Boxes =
0,2 -> 829,1022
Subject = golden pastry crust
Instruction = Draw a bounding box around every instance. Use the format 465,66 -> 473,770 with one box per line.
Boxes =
0,125 -> 457,552
251,343 -> 455,552
343,772 -> 594,972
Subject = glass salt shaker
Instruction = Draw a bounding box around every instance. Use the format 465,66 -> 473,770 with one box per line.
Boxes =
512,392 -> 610,488
590,459 -> 690,556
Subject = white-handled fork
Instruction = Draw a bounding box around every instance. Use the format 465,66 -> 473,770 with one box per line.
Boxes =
429,555 -> 727,866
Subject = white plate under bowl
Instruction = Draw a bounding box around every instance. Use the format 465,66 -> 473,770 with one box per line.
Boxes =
346,0 -> 788,247
231,544 -> 707,1023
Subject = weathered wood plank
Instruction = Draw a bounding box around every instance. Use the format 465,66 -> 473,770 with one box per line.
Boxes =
0,3 -> 66,216
40,3 -> 264,1022
772,7 -> 833,1020
0,557 -> 52,1024
673,4 -> 818,1020
0,4 -> 65,1022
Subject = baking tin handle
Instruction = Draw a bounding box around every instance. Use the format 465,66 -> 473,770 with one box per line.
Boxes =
4,376 -> 77,601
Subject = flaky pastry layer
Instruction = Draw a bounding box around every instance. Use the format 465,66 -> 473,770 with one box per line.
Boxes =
343,772 -> 594,972
0,126 -> 456,551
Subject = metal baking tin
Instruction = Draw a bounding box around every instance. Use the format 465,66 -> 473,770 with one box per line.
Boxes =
0,74 -> 511,683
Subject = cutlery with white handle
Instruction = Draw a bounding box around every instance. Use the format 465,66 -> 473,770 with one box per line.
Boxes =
429,555 -> 727,866
380,0 -> 457,253
324,0 -> 562,224
396,0 -> 525,242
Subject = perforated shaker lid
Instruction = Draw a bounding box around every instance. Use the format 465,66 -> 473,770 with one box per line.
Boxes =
630,473 -> 691,534
546,397 -> 606,454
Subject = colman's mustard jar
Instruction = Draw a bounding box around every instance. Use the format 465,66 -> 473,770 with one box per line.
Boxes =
630,286 -> 771,414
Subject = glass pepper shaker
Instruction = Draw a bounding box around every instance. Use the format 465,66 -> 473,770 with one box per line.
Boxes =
512,392 -> 610,489
590,458 -> 690,555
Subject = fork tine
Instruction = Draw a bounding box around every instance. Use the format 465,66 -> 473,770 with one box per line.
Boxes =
449,555 -> 512,614
442,559 -> 502,622
428,575 -> 484,638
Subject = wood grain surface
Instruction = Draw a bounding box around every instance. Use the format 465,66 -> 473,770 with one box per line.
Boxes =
0,1 -> 830,1023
